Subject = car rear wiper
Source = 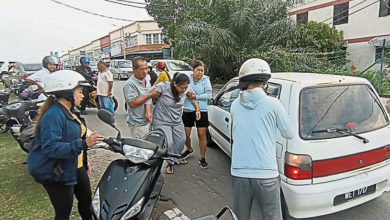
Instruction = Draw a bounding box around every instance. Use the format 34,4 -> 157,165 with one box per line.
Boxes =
312,128 -> 369,144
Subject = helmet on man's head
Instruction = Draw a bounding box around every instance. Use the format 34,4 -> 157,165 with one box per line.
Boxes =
238,58 -> 271,90
42,56 -> 59,69
44,70 -> 91,100
157,61 -> 165,69
80,57 -> 90,64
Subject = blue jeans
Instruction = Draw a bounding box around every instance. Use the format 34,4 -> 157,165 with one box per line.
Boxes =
98,95 -> 114,113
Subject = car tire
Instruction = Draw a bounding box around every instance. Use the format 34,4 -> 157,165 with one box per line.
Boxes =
206,128 -> 216,147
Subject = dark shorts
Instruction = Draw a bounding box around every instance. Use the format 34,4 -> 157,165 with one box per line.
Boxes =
182,111 -> 209,128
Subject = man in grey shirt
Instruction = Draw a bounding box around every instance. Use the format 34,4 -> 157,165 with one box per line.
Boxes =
123,56 -> 155,138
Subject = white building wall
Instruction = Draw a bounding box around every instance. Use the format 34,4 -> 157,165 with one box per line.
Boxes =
289,0 -> 390,70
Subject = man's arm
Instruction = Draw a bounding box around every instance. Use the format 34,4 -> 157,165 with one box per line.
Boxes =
129,88 -> 158,108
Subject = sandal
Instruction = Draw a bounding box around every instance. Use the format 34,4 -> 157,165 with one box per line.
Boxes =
180,149 -> 193,159
166,165 -> 174,174
178,159 -> 188,165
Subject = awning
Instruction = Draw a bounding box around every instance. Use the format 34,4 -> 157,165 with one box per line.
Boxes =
368,35 -> 390,47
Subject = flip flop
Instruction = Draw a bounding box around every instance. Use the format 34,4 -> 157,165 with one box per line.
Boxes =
166,165 -> 174,174
178,159 -> 188,165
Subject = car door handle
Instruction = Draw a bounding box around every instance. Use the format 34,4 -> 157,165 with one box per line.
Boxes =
225,117 -> 229,122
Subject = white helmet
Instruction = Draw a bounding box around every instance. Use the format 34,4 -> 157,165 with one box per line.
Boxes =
238,58 -> 271,90
45,70 -> 90,98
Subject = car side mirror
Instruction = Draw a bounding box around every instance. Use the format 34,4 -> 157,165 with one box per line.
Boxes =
208,98 -> 215,105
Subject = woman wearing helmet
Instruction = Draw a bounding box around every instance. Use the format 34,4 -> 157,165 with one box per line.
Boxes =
155,61 -> 171,84
27,70 -> 104,220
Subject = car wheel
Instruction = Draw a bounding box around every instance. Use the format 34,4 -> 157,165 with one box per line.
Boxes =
206,128 -> 216,147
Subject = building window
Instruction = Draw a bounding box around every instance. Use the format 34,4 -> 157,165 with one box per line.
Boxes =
379,0 -> 390,17
375,47 -> 387,62
145,33 -> 164,44
126,36 -> 138,47
333,2 -> 349,25
146,34 -> 152,44
296,12 -> 308,25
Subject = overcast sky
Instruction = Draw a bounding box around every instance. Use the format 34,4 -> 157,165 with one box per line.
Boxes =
0,0 -> 151,63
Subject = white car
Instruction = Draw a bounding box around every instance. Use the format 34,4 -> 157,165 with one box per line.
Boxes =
149,59 -> 193,78
109,59 -> 133,80
207,72 -> 390,219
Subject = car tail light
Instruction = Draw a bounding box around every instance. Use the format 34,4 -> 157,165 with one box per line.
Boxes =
22,74 -> 28,78
284,152 -> 312,179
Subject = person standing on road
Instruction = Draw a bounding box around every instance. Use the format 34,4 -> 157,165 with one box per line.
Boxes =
27,70 -> 103,220
181,60 -> 212,168
123,56 -> 155,138
155,61 -> 170,84
26,56 -> 58,101
147,63 -> 158,86
230,58 -> 294,220
96,60 -> 114,113
76,57 -> 94,115
145,73 -> 199,174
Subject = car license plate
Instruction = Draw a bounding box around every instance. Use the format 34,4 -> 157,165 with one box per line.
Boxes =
333,184 -> 376,206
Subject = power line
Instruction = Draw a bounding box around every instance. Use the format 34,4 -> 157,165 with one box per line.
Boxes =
321,0 -> 368,23
104,0 -> 145,9
328,0 -> 380,25
51,0 -> 134,22
113,0 -> 148,5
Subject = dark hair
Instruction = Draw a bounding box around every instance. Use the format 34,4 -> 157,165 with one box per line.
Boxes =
132,56 -> 146,69
191,60 -> 204,70
170,72 -> 190,102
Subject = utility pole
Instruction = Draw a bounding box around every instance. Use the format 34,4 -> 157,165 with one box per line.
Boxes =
379,39 -> 386,91
122,26 -> 127,60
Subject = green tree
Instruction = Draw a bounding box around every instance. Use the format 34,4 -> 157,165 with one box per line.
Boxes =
147,0 -> 346,81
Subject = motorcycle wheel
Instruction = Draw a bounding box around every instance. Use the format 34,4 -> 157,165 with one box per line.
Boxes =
113,96 -> 118,112
0,123 -> 9,133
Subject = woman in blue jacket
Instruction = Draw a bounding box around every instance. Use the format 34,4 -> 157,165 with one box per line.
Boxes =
181,60 -> 212,168
27,70 -> 103,220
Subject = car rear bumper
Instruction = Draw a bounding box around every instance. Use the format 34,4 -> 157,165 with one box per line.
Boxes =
281,162 -> 390,218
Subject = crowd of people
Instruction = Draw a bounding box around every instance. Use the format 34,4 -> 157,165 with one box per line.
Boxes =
24,54 -> 292,220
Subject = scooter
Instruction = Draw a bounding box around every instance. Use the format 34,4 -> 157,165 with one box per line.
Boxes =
91,109 -> 171,220
0,98 -> 42,152
85,79 -> 119,112
0,88 -> 11,107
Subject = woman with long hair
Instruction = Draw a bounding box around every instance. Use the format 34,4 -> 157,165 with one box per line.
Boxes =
145,72 -> 199,174
28,70 -> 103,220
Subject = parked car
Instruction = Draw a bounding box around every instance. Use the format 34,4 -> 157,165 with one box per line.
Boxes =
150,59 -> 193,78
207,72 -> 390,219
109,59 -> 133,80
89,61 -> 98,74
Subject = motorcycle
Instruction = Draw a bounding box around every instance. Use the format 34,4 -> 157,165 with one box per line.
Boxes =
91,109 -> 173,220
85,79 -> 119,112
0,99 -> 42,152
0,88 -> 11,107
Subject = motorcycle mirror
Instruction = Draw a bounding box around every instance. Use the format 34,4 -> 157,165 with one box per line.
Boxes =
97,109 -> 115,127
30,85 -> 39,91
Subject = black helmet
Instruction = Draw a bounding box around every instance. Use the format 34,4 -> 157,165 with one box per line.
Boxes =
42,56 -> 59,69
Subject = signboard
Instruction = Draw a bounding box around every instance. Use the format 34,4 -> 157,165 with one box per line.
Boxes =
110,46 -> 122,56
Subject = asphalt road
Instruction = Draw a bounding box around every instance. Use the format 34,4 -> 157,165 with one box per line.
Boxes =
84,79 -> 390,220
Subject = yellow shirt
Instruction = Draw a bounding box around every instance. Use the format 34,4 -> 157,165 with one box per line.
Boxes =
155,71 -> 170,84
70,113 -> 87,168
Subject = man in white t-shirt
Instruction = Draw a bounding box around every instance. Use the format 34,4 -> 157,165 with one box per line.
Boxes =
26,56 -> 58,100
96,61 -> 114,113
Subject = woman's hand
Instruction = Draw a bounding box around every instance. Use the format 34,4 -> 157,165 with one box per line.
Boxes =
196,111 -> 201,120
86,131 -> 104,147
187,90 -> 196,100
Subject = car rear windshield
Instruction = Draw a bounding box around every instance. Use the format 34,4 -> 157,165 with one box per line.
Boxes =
22,63 -> 42,71
300,84 -> 389,139
89,61 -> 97,67
166,61 -> 192,71
118,61 -> 132,68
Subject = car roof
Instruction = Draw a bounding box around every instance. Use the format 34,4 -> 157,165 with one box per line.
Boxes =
232,72 -> 369,85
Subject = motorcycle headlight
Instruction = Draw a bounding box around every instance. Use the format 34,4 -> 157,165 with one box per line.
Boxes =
120,197 -> 144,220
92,188 -> 100,218
123,144 -> 154,163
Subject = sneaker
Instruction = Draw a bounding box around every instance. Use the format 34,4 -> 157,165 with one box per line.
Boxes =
180,149 -> 193,159
198,158 -> 208,169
